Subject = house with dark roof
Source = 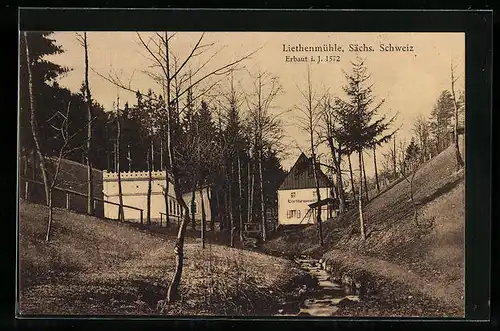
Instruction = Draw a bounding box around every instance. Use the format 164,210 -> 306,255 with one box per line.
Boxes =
277,152 -> 337,225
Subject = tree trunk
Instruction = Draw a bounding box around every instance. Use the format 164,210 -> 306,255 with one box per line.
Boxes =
311,156 -> 324,246
160,136 -> 163,170
358,150 -> 366,240
163,132 -> 170,229
113,143 -> 117,172
166,176 -> 191,303
24,32 -> 49,206
146,139 -> 152,226
151,139 -> 155,171
237,151 -> 244,242
373,146 -> 380,193
410,172 -> 418,226
348,153 -> 356,204
128,144 -> 132,171
227,161 -> 235,247
216,189 -> 222,231
191,182 -> 196,230
248,161 -> 254,224
83,32 -> 94,216
362,152 -> 369,202
22,148 -> 28,178
117,110 -> 124,221
209,188 -> 215,231
164,172 -> 170,227
228,177 -> 234,248
223,189 -> 229,234
328,140 -> 345,214
310,118 -> 323,245
31,149 -> 37,181
392,136 -> 397,178
207,187 -> 213,231
45,190 -> 53,241
200,186 -> 206,248
336,146 -> 345,213
258,148 -> 266,242
451,68 -> 465,171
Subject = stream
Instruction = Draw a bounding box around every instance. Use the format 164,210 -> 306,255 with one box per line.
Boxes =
275,256 -> 361,316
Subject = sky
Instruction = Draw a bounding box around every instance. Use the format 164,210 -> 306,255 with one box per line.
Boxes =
43,31 -> 465,177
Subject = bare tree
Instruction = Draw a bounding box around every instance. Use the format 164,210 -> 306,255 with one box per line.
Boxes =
217,73 -> 246,243
247,152 -> 255,225
244,70 -> 284,243
194,101 -> 221,248
76,32 -> 94,216
450,62 -> 465,171
97,32 -> 261,303
399,138 -> 421,226
43,101 -> 90,241
23,32 -> 50,206
45,102 -> 72,241
321,96 -> 346,213
295,67 -> 324,246
412,114 -> 431,163
382,135 -> 398,181
397,138 -> 409,176
115,96 -> 125,222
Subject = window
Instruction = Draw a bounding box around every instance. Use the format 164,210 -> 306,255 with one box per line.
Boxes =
169,200 -> 173,214
192,202 -> 197,214
291,192 -> 296,198
288,210 -> 300,219
297,210 -> 301,218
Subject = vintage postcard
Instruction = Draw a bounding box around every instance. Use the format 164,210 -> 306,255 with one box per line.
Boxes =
18,30 -> 466,317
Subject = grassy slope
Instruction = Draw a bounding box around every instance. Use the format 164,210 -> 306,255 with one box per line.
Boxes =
263,145 -> 465,316
19,201 -> 305,316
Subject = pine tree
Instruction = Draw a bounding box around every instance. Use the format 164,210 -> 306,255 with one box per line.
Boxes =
335,57 -> 395,240
429,90 -> 455,154
19,32 -> 70,181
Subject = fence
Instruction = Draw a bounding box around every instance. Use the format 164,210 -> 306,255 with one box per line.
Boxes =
159,211 -> 183,228
20,177 -> 143,224
243,222 -> 262,237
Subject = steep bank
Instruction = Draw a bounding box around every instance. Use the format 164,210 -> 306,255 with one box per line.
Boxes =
263,146 -> 465,316
18,201 -> 307,316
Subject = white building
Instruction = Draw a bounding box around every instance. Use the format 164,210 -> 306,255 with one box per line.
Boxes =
277,153 -> 337,225
103,170 -> 211,225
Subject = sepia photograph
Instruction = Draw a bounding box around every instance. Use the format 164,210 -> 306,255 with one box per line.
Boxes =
18,30 -> 466,317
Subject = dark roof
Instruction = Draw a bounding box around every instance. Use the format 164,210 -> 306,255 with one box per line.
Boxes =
278,152 -> 334,191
